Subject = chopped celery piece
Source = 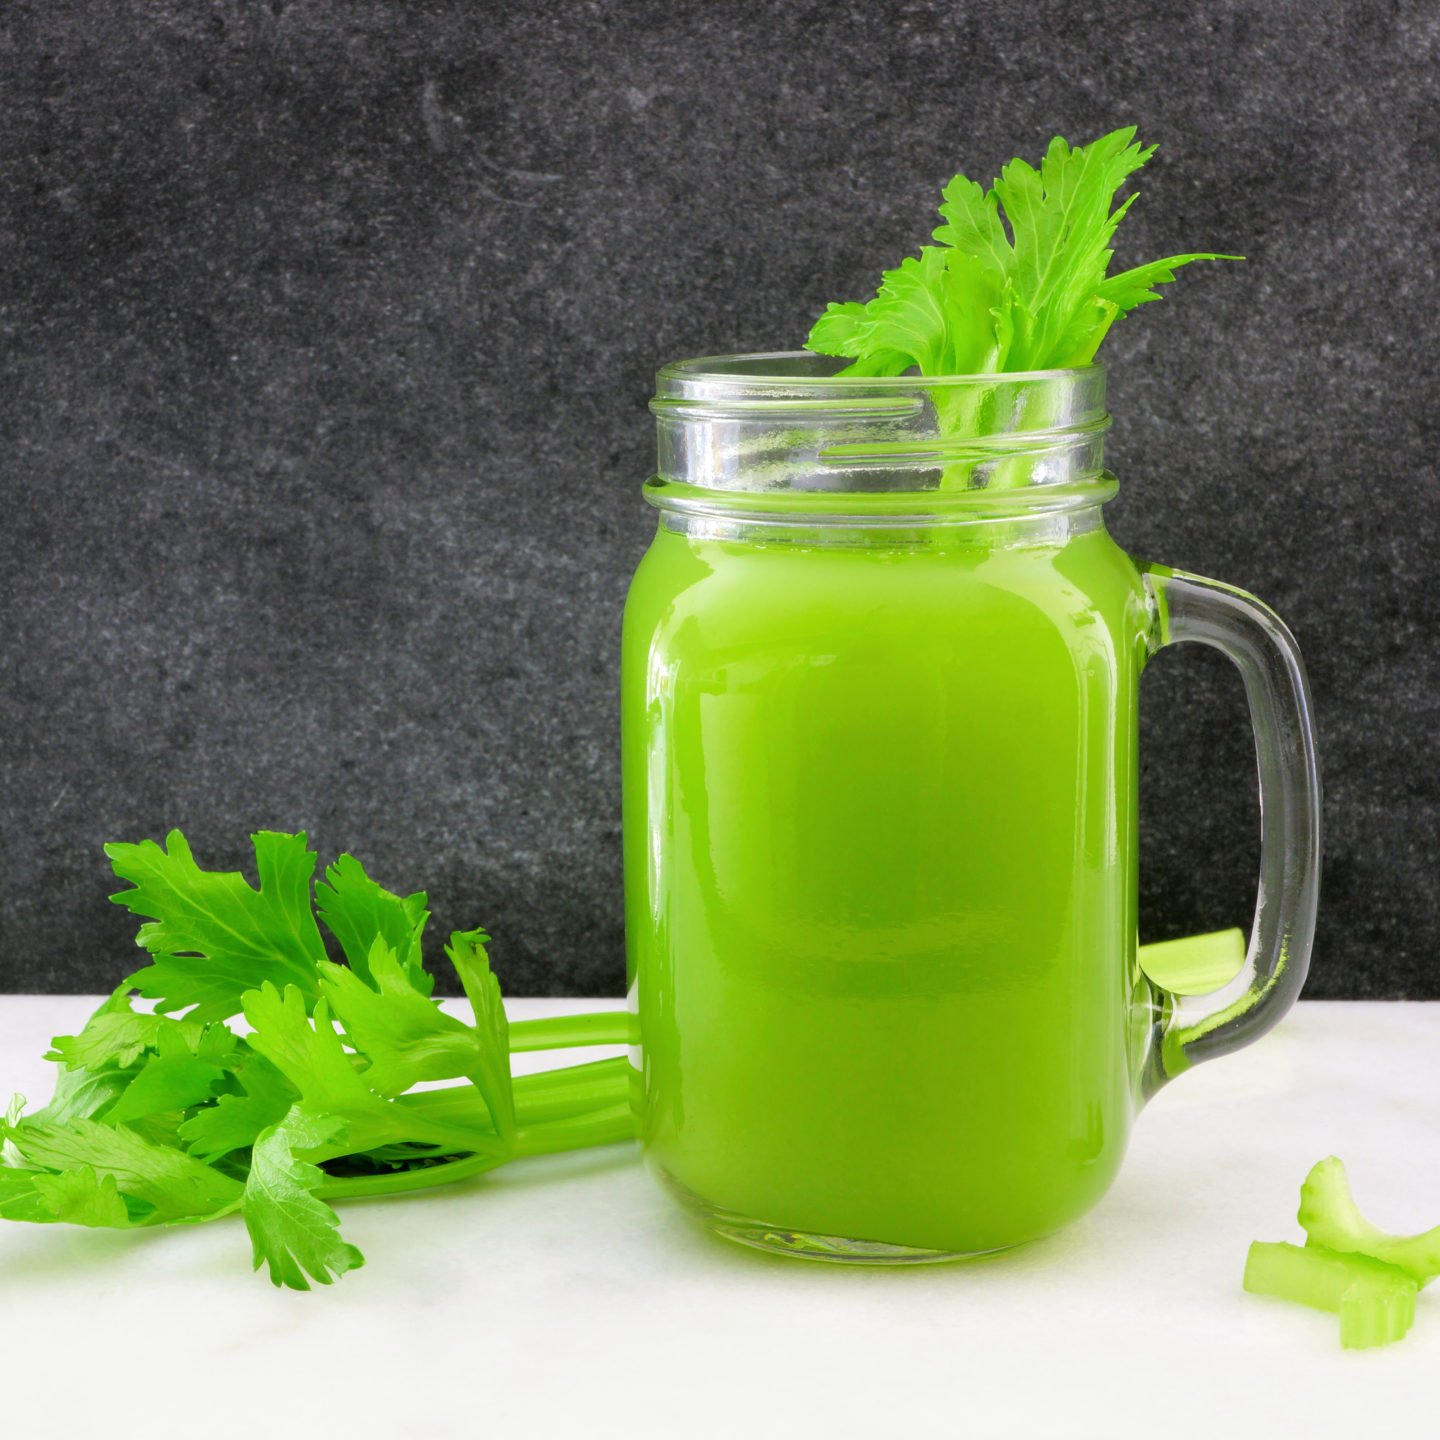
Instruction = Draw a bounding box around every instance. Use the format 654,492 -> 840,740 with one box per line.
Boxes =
1340,1284 -> 1419,1351
1138,928 -> 1245,995
1299,1156 -> 1440,1287
1244,1242 -> 1417,1349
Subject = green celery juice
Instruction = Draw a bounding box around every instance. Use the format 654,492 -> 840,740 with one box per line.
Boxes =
621,517 -> 1155,1255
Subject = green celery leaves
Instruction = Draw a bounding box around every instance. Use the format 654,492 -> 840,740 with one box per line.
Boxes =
177,1051 -> 296,1163
319,933 -> 515,1141
110,832 -> 448,1021
111,831 -> 330,1022
806,127 -> 1239,377
2,838 -> 634,1288
2,1117 -> 243,1222
315,854 -> 434,996
444,928 -> 516,1139
32,1166 -> 132,1228
243,1108 -> 366,1289
105,1020 -> 238,1126
242,983 -> 505,1158
47,987 -> 205,1070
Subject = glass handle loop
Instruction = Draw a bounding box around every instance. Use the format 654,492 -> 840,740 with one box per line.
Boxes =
1141,567 -> 1322,1096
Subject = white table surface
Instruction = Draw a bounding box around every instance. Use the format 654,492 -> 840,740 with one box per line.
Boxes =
1,996 -> 1436,1439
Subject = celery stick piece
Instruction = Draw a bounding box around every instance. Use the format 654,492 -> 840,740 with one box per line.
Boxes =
1244,1241 -> 1417,1349
1340,1283 -> 1418,1351
1299,1156 -> 1440,1287
1138,928 -> 1245,995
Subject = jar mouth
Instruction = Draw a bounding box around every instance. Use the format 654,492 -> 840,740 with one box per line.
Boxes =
657,351 -> 1102,388
650,352 -> 1112,519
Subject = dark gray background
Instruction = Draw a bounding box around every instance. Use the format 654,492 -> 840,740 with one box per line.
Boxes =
3,1 -> 1436,998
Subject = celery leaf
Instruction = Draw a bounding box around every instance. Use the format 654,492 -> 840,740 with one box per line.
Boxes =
177,1051 -> 297,1162
444,928 -> 516,1140
1,1116 -> 242,1221
33,1166 -> 132,1228
243,1107 -> 365,1290
319,938 -> 508,1123
47,988 -> 203,1071
25,1065 -> 132,1126
109,831 -> 328,1021
806,127 -> 1238,378
314,854 -> 433,996
242,983 -> 504,1156
105,1020 -> 238,1126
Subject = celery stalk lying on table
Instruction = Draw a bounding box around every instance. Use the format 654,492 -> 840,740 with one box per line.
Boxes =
0,830 -> 635,1290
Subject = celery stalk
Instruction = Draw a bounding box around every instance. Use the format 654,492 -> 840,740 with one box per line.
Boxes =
1244,1241 -> 1417,1349
397,1056 -> 630,1130
316,1104 -> 634,1203
1138,928 -> 1245,995
507,1011 -> 632,1052
1299,1157 -> 1440,1287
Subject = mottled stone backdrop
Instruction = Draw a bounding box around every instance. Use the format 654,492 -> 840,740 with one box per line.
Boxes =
3,1 -> 1436,996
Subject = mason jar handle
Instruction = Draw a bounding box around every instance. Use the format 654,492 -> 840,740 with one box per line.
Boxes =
1140,566 -> 1322,1096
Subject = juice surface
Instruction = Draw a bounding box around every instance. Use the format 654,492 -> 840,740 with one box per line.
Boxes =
622,517 -> 1154,1253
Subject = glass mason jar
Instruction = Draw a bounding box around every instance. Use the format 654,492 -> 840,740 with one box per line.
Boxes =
621,354 -> 1320,1262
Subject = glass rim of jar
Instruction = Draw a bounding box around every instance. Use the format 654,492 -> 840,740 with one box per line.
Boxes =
656,351 -> 1103,388
648,352 -> 1114,522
